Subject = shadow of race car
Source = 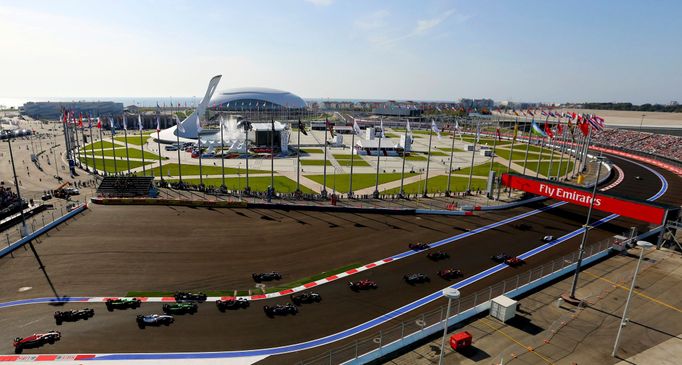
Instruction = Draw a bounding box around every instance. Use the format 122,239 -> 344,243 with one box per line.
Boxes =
216,298 -> 250,311
404,273 -> 430,284
263,303 -> 298,317
291,292 -> 322,306
54,308 -> 94,325
136,314 -> 174,329
174,292 -> 207,303
409,242 -> 429,251
437,268 -> 464,280
162,302 -> 198,315
252,272 -> 282,283
427,251 -> 449,261
13,331 -> 61,354
349,279 -> 378,291
105,298 -> 141,311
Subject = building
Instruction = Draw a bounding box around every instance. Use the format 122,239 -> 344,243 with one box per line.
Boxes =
372,107 -> 422,117
210,87 -> 306,112
21,101 -> 124,119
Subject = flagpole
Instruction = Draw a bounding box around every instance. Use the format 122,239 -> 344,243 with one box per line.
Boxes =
110,117 -> 118,175
245,124 -> 250,193
98,120 -> 106,175
89,118 -> 97,174
571,132 -> 582,179
563,128 -> 575,180
557,123 -> 567,180
466,118 -> 479,193
322,118 -> 328,198
220,117 -> 225,189
296,119 -> 301,193
522,119 -> 533,176
124,119 -> 131,175
156,115 -> 163,182
176,119 -> 183,184
72,118 -> 81,169
373,119 -> 383,199
270,118 -> 275,191
581,128 -> 592,174
488,119 -> 499,182
399,119 -> 408,198
424,124 -> 434,197
445,119 -> 456,196
507,118 -> 518,174
348,122 -> 355,197
535,135 -> 545,178
138,116 -> 146,176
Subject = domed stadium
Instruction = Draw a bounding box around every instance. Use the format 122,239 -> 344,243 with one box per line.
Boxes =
209,87 -> 307,111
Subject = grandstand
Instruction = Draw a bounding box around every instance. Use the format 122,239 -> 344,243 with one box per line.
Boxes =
96,176 -> 156,198
592,128 -> 682,161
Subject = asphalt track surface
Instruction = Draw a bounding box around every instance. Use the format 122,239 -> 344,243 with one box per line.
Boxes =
0,153 -> 679,360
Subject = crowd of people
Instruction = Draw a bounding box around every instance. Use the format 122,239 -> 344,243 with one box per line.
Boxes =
0,185 -> 22,218
592,129 -> 682,161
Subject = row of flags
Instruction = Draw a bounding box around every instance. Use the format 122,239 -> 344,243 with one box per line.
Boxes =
61,108 -> 163,134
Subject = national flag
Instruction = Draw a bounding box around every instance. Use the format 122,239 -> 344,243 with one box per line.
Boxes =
196,113 -> 202,133
87,115 -> 92,129
514,110 -> 520,116
530,119 -> 547,137
299,120 -> 308,135
578,119 -> 590,136
527,110 -> 535,117
475,122 -> 481,142
122,114 -> 127,131
512,122 -> 519,142
543,121 -> 554,138
406,119 -> 412,135
156,115 -> 160,133
176,115 -> 185,133
138,115 -> 143,131
379,119 -> 385,138
78,113 -> 84,128
326,118 -> 335,138
352,120 -> 361,135
110,117 -> 116,135
96,117 -> 102,129
557,120 -> 563,135
496,127 -> 501,140
587,115 -> 603,131
431,119 -> 441,140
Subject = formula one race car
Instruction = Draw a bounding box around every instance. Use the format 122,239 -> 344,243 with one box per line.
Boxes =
263,303 -> 298,317
216,298 -> 250,311
291,292 -> 322,306
409,242 -> 429,251
491,253 -> 511,263
252,272 -> 283,283
504,257 -> 525,267
427,251 -> 449,261
349,279 -> 378,291
136,314 -> 174,329
54,308 -> 94,325
105,298 -> 141,311
542,235 -> 554,242
13,331 -> 61,354
162,302 -> 198,315
437,268 -> 464,280
174,292 -> 207,303
404,273 -> 430,284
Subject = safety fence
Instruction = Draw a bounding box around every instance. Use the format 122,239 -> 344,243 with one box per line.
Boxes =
297,232 -> 631,365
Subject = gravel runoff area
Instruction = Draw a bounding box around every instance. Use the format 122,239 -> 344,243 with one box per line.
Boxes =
384,247 -> 682,365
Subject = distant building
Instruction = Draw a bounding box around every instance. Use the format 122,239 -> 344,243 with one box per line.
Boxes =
21,101 -> 124,119
372,107 -> 422,117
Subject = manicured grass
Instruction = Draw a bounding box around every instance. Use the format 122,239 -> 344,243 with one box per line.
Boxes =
300,148 -> 323,154
138,163 -> 270,177
115,133 -> 153,146
170,176 -> 315,194
428,151 -> 448,156
300,159 -> 332,166
461,137 -> 510,146
453,161 -> 508,176
519,160 -> 575,177
510,143 -> 551,154
305,172 -> 418,193
384,133 -> 401,138
332,154 -> 354,160
403,154 -> 427,161
78,157 -> 154,173
83,140 -> 116,150
336,159 -> 370,167
383,175 -> 488,194
90,147 -> 166,160
394,128 -> 431,135
494,148 -> 556,161
437,147 -> 465,152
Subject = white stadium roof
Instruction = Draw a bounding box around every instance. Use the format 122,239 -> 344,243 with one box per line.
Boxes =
210,87 -> 306,109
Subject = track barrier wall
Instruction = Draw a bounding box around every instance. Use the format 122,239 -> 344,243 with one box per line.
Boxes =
299,229 -> 654,365
0,204 -> 88,259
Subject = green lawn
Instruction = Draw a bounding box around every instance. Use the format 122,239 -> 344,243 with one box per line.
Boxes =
83,140 -> 116,150
336,159 -> 370,167
437,147 -> 465,152
332,154 -> 354,160
494,148 -> 557,161
305,172 -> 418,193
519,160 -> 575,177
383,175 -> 488,194
454,161 -> 508,177
403,154 -> 427,161
300,148 -> 323,154
384,133 -> 401,138
510,143 -> 552,154
78,157 -> 154,173
115,134 -> 152,146
138,163 -> 270,177
428,151 -> 448,156
170,176 -> 315,194
300,159 -> 332,166
461,137 -> 510,146
89,147 -> 166,160
393,128 -> 432,135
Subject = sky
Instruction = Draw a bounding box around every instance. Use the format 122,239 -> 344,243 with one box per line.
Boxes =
0,0 -> 680,104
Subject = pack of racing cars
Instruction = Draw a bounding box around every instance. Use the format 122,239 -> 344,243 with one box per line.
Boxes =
54,308 -> 94,325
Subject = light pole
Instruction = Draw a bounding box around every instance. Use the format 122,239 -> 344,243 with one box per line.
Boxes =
438,287 -> 460,365
569,153 -> 606,299
612,240 -> 654,357
638,114 -> 645,132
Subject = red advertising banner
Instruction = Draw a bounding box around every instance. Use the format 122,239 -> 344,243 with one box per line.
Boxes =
501,173 -> 667,224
